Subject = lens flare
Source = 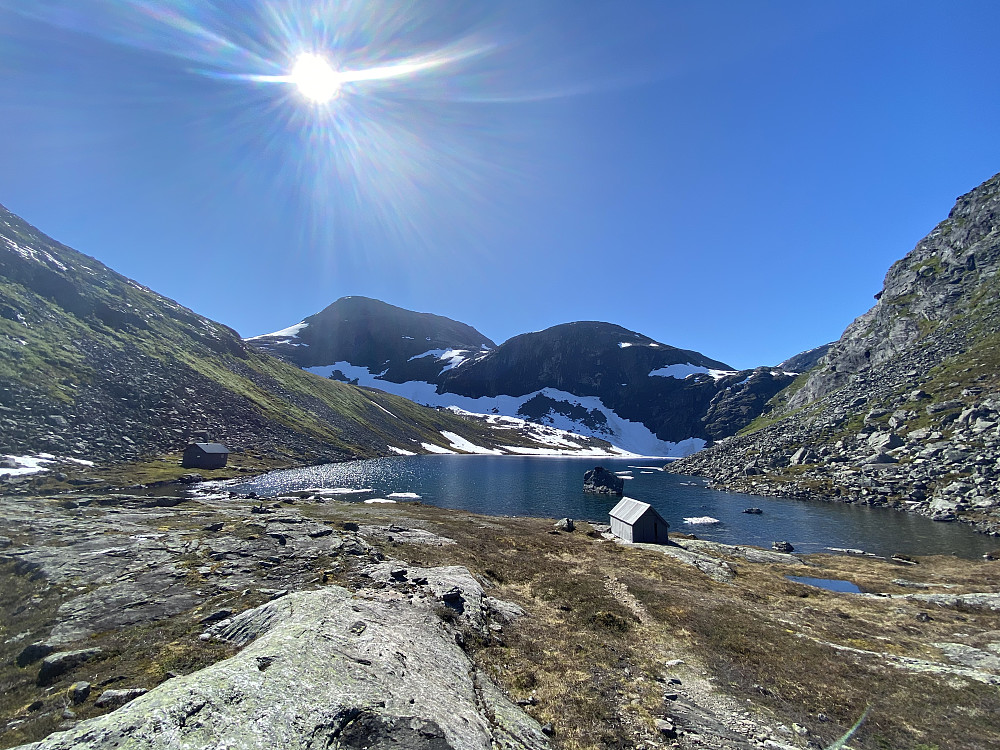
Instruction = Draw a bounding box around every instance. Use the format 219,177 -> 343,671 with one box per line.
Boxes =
290,53 -> 340,103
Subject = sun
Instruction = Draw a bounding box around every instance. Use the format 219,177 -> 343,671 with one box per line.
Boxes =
290,53 -> 340,103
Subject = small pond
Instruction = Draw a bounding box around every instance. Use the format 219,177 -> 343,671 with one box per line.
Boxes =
785,576 -> 864,593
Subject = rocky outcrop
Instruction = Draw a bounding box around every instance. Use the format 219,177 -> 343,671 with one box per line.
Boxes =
790,174 -> 1000,409
671,172 -> 1000,532
13,587 -> 548,750
583,466 -> 625,495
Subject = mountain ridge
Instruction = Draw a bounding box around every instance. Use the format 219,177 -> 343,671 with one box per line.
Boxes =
0,205 -> 624,473
247,298 -> 806,455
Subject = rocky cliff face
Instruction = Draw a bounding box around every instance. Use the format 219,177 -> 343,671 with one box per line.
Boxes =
672,172 -> 1000,531
248,308 -> 802,455
790,175 -> 1000,409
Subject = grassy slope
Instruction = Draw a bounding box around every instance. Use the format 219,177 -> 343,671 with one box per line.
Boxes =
0,206 -> 576,464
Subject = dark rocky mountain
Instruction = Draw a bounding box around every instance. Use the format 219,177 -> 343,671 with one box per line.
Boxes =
672,172 -> 1000,531
248,296 -> 496,383
776,343 -> 832,373
249,303 -> 804,455
0,204 -> 617,470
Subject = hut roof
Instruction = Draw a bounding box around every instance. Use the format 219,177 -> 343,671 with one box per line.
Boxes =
609,497 -> 667,526
190,443 -> 230,454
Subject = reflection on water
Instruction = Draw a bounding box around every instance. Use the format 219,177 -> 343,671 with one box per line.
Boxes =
786,576 -> 863,593
229,455 -> 996,559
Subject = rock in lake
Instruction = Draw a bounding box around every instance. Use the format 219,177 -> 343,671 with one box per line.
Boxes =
772,541 -> 795,553
583,466 -> 624,495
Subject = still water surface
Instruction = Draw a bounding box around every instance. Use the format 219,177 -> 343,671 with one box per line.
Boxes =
230,456 -> 996,559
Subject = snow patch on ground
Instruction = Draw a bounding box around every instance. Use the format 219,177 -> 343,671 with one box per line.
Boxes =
365,498 -> 397,504
370,402 -> 398,419
305,362 -> 702,457
0,453 -> 95,477
421,442 -> 457,454
387,446 -> 417,456
439,431 -> 505,455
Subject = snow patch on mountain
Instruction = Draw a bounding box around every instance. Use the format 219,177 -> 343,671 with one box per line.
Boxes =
247,321 -> 309,341
406,348 -> 477,372
305,361 -> 704,457
649,363 -> 736,380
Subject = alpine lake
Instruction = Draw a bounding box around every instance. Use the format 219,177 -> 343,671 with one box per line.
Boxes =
227,455 -> 997,559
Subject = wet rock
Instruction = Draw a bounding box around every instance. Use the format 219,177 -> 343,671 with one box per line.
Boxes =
772,541 -> 794,553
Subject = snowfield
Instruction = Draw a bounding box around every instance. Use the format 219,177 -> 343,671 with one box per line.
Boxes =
305,361 -> 704,457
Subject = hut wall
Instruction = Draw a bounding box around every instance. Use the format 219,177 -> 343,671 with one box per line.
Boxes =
630,513 -> 667,544
610,516 -> 634,543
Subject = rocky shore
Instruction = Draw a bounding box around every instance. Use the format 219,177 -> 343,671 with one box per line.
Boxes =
673,172 -> 1000,537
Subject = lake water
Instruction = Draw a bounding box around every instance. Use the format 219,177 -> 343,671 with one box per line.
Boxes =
228,456 -> 997,559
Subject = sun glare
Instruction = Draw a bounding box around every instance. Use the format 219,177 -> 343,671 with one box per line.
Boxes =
290,53 -> 340,103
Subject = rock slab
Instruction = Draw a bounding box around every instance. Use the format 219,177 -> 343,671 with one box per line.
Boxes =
13,587 -> 548,750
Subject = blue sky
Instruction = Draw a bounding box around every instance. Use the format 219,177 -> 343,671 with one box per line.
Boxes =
1,1 -> 998,369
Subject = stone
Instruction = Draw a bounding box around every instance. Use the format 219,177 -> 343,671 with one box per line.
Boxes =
655,718 -> 677,737
199,609 -> 235,625
553,518 -> 574,532
868,432 -> 903,451
772,541 -> 794,553
69,682 -> 91,704
864,452 -> 897,464
583,466 -> 624,495
94,688 -> 148,708
38,648 -> 102,685
16,642 -> 54,667
789,447 -> 815,465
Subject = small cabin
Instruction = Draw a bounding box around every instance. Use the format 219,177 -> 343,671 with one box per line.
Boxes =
182,442 -> 230,470
609,497 -> 669,544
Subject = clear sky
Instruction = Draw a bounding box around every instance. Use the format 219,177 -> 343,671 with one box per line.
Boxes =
1,1 -> 998,369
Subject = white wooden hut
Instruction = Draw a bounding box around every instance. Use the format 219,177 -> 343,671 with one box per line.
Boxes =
609,497 -> 669,544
